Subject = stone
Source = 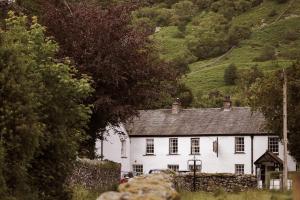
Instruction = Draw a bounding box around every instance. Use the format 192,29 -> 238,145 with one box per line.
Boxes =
98,173 -> 179,200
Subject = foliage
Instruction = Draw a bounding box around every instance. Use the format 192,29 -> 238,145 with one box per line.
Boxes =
228,25 -> 251,46
224,64 -> 238,85
283,29 -> 299,41
180,190 -> 292,200
253,45 -> 276,62
0,12 -> 92,200
133,6 -> 174,26
236,65 -> 264,104
187,12 -> 230,59
71,186 -> 100,200
250,62 -> 300,161
40,1 -> 178,157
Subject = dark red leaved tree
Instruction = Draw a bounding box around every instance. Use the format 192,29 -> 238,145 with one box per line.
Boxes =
41,0 -> 177,158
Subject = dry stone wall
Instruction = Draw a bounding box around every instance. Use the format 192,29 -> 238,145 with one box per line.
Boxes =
68,158 -> 121,192
174,173 -> 257,192
98,173 -> 180,200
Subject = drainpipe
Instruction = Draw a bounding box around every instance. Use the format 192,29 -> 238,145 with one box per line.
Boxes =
251,135 -> 254,174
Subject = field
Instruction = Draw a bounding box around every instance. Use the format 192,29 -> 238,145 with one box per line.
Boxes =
180,190 -> 293,200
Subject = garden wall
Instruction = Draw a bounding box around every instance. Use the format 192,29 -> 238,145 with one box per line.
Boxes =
174,173 -> 257,192
68,158 -> 121,192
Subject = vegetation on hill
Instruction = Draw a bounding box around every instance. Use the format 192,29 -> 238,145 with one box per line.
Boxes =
131,0 -> 300,107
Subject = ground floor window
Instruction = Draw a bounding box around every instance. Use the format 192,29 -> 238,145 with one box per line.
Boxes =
168,164 -> 179,172
188,164 -> 202,172
235,164 -> 244,175
297,163 -> 300,171
133,164 -> 143,176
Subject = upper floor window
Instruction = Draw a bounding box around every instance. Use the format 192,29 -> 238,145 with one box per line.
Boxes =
191,138 -> 200,155
169,138 -> 178,154
235,137 -> 244,153
235,164 -> 244,175
146,138 -> 154,155
133,164 -> 143,176
121,140 -> 126,158
168,164 -> 179,172
268,137 -> 279,154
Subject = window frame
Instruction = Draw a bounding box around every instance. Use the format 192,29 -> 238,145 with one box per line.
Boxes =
191,138 -> 200,155
235,137 -> 245,153
169,138 -> 178,155
235,164 -> 244,175
132,164 -> 143,176
168,164 -> 179,172
188,164 -> 202,172
145,138 -> 154,155
121,139 -> 126,158
268,137 -> 279,154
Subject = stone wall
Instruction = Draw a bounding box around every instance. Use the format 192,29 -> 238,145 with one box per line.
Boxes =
174,173 -> 257,192
68,158 -> 121,192
98,172 -> 180,200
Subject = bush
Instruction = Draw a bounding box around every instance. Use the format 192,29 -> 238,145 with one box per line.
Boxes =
284,29 -> 298,41
253,45 -> 276,61
228,25 -> 252,46
224,64 -> 238,85
268,9 -> 278,17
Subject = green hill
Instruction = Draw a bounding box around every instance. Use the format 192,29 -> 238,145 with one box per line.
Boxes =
146,0 -> 300,106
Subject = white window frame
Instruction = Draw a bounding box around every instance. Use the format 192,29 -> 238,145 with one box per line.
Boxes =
169,138 -> 178,155
268,137 -> 279,154
235,137 -> 245,153
121,140 -> 126,158
146,138 -> 154,155
168,164 -> 179,172
191,138 -> 200,155
133,164 -> 143,176
235,164 -> 244,175
188,164 -> 202,172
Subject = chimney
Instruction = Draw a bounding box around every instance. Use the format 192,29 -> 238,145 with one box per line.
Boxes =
223,96 -> 232,111
172,98 -> 181,114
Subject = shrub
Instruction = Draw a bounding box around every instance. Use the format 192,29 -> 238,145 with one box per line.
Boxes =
284,29 -> 298,41
274,0 -> 289,3
253,45 -> 276,61
224,64 -> 238,85
268,9 -> 278,17
228,25 -> 252,46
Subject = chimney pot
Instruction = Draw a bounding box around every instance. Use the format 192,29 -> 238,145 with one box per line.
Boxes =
172,99 -> 181,114
223,96 -> 232,111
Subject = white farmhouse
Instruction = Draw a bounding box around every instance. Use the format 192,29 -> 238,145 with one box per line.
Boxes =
96,99 -> 298,187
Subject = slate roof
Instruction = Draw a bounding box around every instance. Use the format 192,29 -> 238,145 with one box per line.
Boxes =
254,150 -> 283,165
125,107 -> 268,136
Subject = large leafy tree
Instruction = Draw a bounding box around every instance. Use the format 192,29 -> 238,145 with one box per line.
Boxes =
0,12 -> 92,200
40,0 -> 178,158
250,62 -> 300,162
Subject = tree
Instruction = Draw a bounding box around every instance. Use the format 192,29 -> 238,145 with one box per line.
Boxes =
250,62 -> 300,162
224,63 -> 238,85
40,0 -> 178,158
0,12 -> 92,199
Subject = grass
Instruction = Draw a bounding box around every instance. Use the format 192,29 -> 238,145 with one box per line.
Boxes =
71,186 -> 103,200
180,190 -> 293,200
152,0 -> 300,101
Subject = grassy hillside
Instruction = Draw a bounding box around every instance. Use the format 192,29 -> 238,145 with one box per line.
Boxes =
150,0 -> 300,106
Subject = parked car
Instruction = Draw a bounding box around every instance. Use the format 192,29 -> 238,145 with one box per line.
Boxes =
120,171 -> 134,184
148,169 -> 169,174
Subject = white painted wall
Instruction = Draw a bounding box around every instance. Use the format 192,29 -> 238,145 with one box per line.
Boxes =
253,136 -> 296,171
96,131 -> 297,175
95,125 -> 131,174
130,136 -> 297,174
